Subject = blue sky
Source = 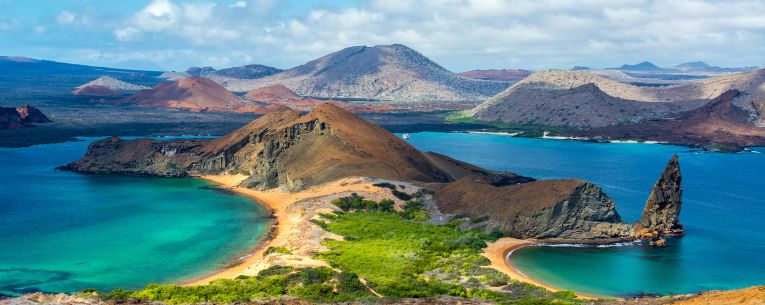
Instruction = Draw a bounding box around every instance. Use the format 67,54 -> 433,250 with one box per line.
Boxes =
1,0 -> 764,71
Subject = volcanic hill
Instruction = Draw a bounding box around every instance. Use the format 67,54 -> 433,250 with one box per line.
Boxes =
468,68 -> 765,128
244,84 -> 393,113
0,105 -> 51,130
63,104 -> 681,243
118,77 -> 242,111
575,90 -> 765,150
222,44 -> 511,103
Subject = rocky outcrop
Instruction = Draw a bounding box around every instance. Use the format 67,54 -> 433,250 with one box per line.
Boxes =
634,154 -> 684,238
63,105 -> 454,191
0,105 -> 51,130
432,155 -> 684,243
574,90 -> 765,150
63,105 -> 683,244
434,177 -> 633,241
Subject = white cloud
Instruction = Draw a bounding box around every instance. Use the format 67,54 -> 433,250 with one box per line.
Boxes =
57,11 -> 76,25
230,1 -> 247,8
33,25 -> 46,33
99,0 -> 765,70
115,27 -> 140,41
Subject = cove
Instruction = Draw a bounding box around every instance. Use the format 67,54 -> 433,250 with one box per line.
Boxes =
0,138 -> 270,296
403,132 -> 765,297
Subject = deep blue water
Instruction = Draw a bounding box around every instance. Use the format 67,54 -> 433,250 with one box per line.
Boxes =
404,132 -> 765,297
0,138 -> 270,295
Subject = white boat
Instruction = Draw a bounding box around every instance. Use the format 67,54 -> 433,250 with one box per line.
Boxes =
402,134 -> 411,139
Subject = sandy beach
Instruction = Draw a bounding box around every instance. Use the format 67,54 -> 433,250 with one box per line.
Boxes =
184,174 -> 601,300
482,238 -> 599,300
183,175 -> 411,286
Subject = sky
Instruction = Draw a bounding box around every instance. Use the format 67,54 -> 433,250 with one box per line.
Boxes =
1,0 -> 764,72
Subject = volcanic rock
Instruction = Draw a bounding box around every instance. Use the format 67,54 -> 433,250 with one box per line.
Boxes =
634,155 -> 684,237
0,105 -> 51,130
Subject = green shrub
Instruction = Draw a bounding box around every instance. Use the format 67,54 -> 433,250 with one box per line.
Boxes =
264,246 -> 292,255
391,189 -> 413,200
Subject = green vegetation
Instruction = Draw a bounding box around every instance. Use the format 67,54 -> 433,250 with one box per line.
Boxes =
707,143 -> 740,152
264,246 -> 292,255
446,112 -> 567,138
317,198 -> 582,304
98,266 -> 373,304
92,196 -> 582,305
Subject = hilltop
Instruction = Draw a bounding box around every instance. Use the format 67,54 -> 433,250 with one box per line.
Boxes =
117,77 -> 242,111
0,105 -> 51,130
244,84 -> 393,113
220,44 -> 511,103
456,69 -> 531,82
468,68 -> 765,128
63,104 -> 680,243
186,64 -> 283,79
575,90 -> 765,150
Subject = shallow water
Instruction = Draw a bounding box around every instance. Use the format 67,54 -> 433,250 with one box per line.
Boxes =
0,138 -> 270,295
403,132 -> 765,297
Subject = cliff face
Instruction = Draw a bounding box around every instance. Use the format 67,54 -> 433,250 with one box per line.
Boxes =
433,155 -> 684,243
434,177 -> 632,241
64,105 -> 453,191
634,154 -> 684,237
63,105 -> 683,243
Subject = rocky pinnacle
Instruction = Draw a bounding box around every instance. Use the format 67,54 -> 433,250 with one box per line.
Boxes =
635,154 -> 684,238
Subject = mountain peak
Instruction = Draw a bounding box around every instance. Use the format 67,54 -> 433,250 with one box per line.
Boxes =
235,44 -> 510,102
615,61 -> 665,71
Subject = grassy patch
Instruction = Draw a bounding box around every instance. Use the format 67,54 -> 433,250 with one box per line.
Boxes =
315,209 -> 582,304
98,266 -> 373,304
446,112 -> 568,138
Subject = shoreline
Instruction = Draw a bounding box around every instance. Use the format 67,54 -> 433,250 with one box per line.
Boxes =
181,175 -> 607,300
180,174 -> 283,286
180,175 -> 403,286
483,238 -> 603,300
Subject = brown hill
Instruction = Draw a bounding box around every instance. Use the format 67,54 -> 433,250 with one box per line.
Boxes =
63,104 -> 681,243
245,84 -> 394,113
457,69 -> 531,82
119,77 -> 241,111
244,84 -> 299,102
576,90 -> 765,150
72,84 -> 122,97
64,104 -> 452,189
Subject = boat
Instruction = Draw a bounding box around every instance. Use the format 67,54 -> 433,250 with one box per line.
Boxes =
402,134 -> 410,139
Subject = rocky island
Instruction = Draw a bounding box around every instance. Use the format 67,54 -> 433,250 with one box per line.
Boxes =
62,104 -> 682,245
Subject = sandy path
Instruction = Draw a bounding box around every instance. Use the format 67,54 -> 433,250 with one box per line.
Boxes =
182,175 -> 402,285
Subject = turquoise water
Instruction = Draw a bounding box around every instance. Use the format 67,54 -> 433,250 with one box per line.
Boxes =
0,138 -> 270,295
404,132 -> 765,297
